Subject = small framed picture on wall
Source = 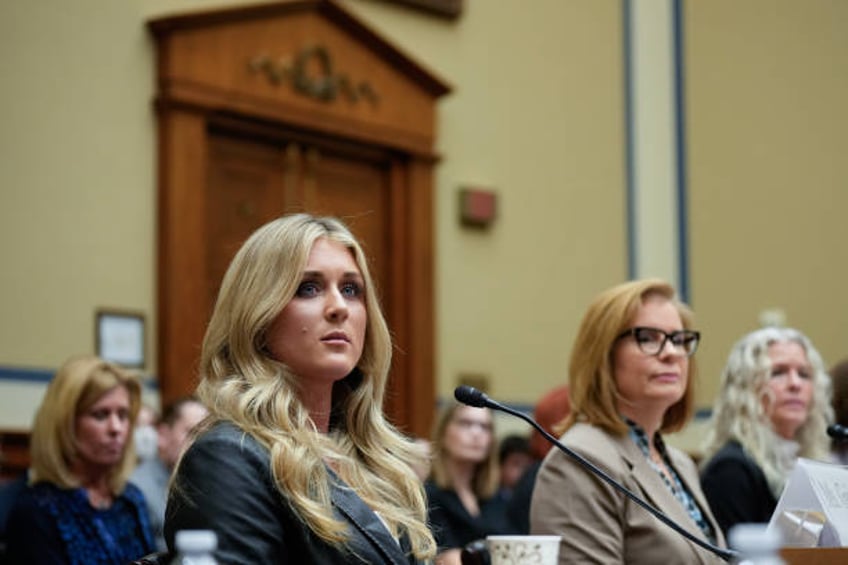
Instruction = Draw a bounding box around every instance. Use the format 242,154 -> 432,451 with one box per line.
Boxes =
96,309 -> 146,368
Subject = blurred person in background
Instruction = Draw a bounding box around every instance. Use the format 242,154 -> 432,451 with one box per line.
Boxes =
426,402 -> 515,565
505,384 -> 571,534
410,437 -> 433,482
6,355 -> 154,564
133,403 -> 159,464
497,434 -> 532,498
527,385 -> 572,463
700,327 -> 832,536
828,358 -> 848,465
131,396 -> 207,550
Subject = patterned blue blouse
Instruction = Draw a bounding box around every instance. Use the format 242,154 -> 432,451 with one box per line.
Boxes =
6,481 -> 155,565
625,418 -> 717,545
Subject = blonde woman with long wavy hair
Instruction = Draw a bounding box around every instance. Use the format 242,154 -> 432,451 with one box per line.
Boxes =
165,214 -> 436,563
700,327 -> 832,537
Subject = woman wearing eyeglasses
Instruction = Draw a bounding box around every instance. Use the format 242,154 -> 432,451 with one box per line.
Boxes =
530,279 -> 726,564
699,327 -> 832,537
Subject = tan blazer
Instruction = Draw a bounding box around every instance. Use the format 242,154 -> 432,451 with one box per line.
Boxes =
530,422 -> 727,564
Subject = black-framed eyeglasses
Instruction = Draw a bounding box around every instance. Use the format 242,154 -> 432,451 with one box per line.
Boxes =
617,326 -> 701,357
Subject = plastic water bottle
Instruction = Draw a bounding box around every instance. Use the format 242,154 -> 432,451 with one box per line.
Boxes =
171,530 -> 219,565
728,523 -> 785,565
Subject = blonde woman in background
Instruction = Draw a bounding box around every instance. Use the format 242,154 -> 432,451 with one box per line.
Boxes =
426,402 -> 514,565
530,279 -> 726,564
700,327 -> 832,537
164,214 -> 435,563
6,355 -> 155,564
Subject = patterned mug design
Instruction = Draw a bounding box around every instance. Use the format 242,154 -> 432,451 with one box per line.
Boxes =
489,539 -> 550,564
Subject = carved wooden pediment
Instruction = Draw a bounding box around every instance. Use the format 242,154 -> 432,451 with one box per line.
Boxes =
149,0 -> 451,155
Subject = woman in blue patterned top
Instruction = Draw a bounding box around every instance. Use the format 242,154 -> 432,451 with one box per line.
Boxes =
6,355 -> 155,564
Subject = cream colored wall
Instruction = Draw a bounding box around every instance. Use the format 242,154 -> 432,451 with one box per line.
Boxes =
339,0 -> 628,405
686,0 -> 848,412
2,0 -> 847,440
0,1 -> 159,426
629,0 -> 683,286
0,0 -> 627,429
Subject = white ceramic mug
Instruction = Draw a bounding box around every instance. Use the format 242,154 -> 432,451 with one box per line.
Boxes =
486,535 -> 561,565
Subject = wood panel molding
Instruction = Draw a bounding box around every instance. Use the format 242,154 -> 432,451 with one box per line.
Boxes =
149,0 -> 450,157
378,0 -> 463,20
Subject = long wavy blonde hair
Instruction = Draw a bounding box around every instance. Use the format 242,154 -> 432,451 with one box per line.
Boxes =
701,327 -> 832,497
195,214 -> 435,559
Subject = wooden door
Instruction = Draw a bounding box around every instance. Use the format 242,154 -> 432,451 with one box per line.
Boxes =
202,122 -> 408,423
149,0 -> 448,436
204,121 -> 392,324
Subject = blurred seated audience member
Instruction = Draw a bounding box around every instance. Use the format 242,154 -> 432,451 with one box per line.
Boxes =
411,437 -> 433,481
530,279 -> 726,563
164,214 -> 435,563
700,327 -> 833,536
427,402 -> 516,565
136,403 -> 158,427
505,385 -> 571,534
0,470 -> 28,560
131,396 -> 208,550
528,385 -> 572,463
6,355 -> 155,564
829,358 -> 848,465
133,403 -> 159,464
497,434 -> 532,497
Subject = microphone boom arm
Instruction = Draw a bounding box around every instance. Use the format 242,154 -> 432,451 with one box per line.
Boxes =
456,387 -> 736,562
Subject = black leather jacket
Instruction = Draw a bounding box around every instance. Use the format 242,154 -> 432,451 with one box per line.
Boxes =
164,421 -> 423,564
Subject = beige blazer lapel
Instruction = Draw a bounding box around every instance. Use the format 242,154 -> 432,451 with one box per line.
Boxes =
611,434 -> 719,563
668,448 -> 727,549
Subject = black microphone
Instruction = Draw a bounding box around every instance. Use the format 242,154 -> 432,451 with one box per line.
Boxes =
454,386 -> 737,562
827,424 -> 848,441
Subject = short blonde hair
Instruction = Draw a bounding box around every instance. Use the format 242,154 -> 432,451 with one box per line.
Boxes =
430,402 -> 499,499
563,279 -> 697,435
30,355 -> 141,493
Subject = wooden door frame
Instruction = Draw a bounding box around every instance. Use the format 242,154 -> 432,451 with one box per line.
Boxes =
149,1 -> 448,437
155,106 -> 437,436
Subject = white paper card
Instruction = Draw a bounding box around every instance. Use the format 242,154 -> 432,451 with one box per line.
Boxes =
767,457 -> 848,547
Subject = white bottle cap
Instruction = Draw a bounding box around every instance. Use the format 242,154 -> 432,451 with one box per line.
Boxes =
175,529 -> 218,553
